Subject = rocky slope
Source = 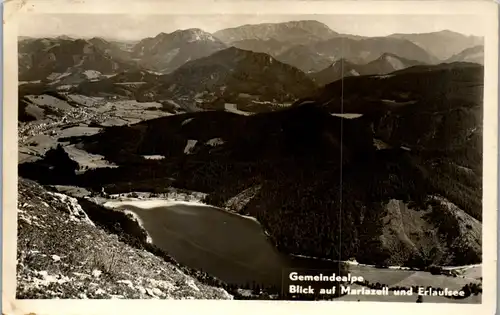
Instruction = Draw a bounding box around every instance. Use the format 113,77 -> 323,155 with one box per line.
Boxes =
378,197 -> 481,266
16,177 -> 232,299
131,29 -> 227,73
388,30 -> 484,61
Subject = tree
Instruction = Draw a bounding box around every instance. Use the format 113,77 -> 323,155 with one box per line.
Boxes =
252,283 -> 261,295
462,284 -> 472,297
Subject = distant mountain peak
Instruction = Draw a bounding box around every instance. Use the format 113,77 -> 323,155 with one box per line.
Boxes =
378,52 -> 397,59
90,36 -> 108,41
55,35 -> 74,40
236,19 -> 333,29
376,53 -> 409,64
89,37 -> 111,46
214,19 -> 338,44
426,29 -> 482,39
437,29 -> 458,33
155,32 -> 169,38
272,19 -> 333,29
391,29 -> 464,37
175,28 -> 206,33
153,28 -> 219,43
131,28 -> 227,73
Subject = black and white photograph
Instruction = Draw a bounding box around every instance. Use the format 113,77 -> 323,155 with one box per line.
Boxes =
3,0 -> 499,313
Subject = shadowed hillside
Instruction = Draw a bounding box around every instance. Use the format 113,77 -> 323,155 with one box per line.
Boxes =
135,47 -> 318,103
19,80 -> 483,267
300,63 -> 483,221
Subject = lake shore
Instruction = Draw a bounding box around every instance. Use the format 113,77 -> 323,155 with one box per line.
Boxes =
101,195 -> 261,224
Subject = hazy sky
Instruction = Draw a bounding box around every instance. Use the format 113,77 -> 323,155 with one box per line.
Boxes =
18,14 -> 487,40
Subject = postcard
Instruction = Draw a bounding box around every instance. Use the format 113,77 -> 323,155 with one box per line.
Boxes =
3,0 -> 498,314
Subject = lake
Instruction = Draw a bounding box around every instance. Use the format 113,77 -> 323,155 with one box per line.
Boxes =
116,203 -> 343,289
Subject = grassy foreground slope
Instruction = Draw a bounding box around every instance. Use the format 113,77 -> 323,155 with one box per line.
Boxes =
16,178 -> 232,299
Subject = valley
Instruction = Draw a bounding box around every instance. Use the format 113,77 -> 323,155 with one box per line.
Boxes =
16,18 -> 484,302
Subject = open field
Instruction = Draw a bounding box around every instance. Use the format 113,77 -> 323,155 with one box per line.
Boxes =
94,100 -> 163,113
58,126 -> 102,138
19,134 -> 59,162
66,94 -> 106,107
19,94 -> 174,165
64,144 -> 118,170
50,185 -> 92,198
224,103 -> 252,116
26,95 -> 74,110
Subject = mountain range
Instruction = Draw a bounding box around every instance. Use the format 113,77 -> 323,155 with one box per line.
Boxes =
445,45 -> 484,65
388,30 -> 484,61
275,36 -> 438,73
18,20 -> 484,83
18,37 -> 137,81
310,53 -> 424,86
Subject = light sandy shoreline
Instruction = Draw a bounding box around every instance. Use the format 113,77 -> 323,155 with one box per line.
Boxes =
102,197 -> 261,224
103,198 -> 210,210
102,198 -> 212,246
